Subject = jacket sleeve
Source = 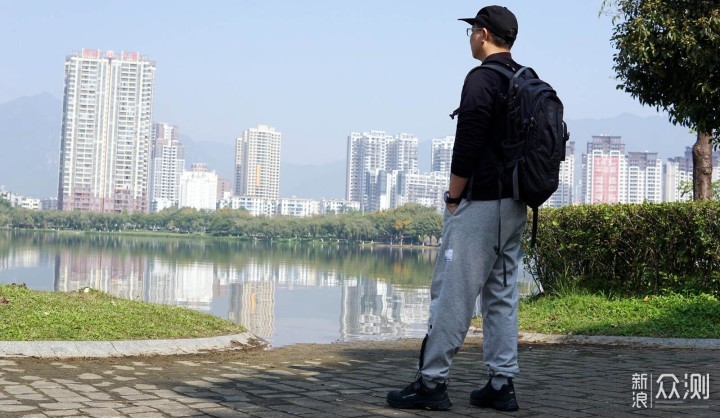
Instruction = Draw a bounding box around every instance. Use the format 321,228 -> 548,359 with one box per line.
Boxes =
450,72 -> 494,178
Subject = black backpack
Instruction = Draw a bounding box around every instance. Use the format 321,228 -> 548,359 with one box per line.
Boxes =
450,63 -> 569,289
482,63 -> 569,247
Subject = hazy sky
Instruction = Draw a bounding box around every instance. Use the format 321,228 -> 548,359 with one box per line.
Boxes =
0,1 -> 667,164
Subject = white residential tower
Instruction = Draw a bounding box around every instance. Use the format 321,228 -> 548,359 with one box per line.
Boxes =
234,125 -> 281,199
58,49 -> 155,213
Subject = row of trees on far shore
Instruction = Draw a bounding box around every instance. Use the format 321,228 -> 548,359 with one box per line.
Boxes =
0,199 -> 442,245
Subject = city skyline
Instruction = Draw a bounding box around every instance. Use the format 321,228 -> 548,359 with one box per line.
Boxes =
0,27 -> 708,208
0,1 -> 698,168
1,119 -> 713,213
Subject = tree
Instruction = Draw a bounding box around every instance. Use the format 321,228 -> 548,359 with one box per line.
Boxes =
604,0 -> 720,199
408,211 -> 442,244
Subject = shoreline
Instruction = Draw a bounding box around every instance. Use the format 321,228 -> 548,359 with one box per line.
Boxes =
5,227 -> 441,248
3,331 -> 720,359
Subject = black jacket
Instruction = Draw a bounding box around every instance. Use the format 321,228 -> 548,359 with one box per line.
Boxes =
451,52 -> 521,200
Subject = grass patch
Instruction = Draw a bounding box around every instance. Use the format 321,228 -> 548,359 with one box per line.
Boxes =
471,291 -> 720,339
0,284 -> 245,341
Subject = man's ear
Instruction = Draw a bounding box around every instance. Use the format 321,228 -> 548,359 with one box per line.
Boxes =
481,28 -> 490,43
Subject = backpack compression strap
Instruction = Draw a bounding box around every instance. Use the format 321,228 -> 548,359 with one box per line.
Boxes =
494,166 -> 508,287
531,207 -> 538,248
449,65 -> 485,119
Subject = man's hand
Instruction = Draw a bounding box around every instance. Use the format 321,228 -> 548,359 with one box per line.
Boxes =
446,202 -> 459,215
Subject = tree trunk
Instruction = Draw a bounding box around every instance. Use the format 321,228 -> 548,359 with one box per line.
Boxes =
692,132 -> 713,200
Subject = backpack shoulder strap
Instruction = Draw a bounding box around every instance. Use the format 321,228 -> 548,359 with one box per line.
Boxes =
481,64 -> 539,86
449,64 -> 539,118
450,66 -> 484,119
479,63 -> 516,80
464,65 -> 485,83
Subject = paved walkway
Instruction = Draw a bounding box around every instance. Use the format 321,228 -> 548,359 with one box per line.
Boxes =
0,337 -> 718,417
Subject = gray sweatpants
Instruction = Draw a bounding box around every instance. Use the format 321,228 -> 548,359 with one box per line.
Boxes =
420,198 -> 527,384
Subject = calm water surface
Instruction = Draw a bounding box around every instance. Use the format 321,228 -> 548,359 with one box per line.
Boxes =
0,230 -> 536,347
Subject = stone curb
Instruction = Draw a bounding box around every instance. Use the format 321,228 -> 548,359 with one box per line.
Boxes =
3,330 -> 719,358
0,332 -> 266,358
517,331 -> 720,349
465,327 -> 720,350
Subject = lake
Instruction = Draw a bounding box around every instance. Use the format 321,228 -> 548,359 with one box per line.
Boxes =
0,230 -> 537,347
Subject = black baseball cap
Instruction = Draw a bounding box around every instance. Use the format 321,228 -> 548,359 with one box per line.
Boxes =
459,5 -> 518,42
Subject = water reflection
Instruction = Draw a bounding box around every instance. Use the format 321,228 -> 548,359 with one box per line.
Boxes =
145,260 -> 215,312
229,280 -> 276,343
55,252 -> 145,301
341,278 -> 430,341
0,230 -> 534,347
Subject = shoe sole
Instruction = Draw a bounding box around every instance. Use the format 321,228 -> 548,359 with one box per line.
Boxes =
387,397 -> 452,410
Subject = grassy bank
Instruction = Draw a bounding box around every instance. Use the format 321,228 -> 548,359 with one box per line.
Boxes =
473,291 -> 720,339
0,284 -> 245,341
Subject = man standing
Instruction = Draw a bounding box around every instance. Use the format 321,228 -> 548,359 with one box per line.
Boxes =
386,5 -> 526,412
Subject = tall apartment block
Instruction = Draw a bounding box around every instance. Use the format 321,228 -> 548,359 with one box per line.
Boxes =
626,152 -> 662,203
234,125 -> 281,199
431,136 -> 454,173
663,148 -> 693,202
57,49 -> 155,212
581,135 -> 627,204
149,123 -> 184,212
345,131 -> 419,212
663,146 -> 720,202
346,131 -> 393,203
388,133 -> 419,174
544,141 -> 575,208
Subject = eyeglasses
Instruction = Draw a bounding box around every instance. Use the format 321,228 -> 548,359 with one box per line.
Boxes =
466,27 -> 483,37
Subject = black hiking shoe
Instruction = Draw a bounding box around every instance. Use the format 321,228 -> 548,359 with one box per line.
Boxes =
386,377 -> 452,410
469,377 -> 519,411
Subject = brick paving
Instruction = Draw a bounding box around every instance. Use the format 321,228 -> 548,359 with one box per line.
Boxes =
0,337 -> 718,417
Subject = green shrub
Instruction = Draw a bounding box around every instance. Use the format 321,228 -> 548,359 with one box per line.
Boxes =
525,201 -> 720,297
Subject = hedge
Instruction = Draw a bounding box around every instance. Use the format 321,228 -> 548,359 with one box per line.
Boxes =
525,202 -> 720,296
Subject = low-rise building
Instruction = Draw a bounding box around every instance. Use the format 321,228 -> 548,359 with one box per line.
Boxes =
179,163 -> 218,211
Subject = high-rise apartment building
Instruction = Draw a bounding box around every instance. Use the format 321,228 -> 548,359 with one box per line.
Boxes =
346,131 -> 393,203
663,147 -> 720,202
663,159 -> 692,202
346,131 -> 419,211
626,152 -> 662,203
388,133 -> 419,174
664,147 -> 693,202
581,135 -> 627,204
234,125 -> 281,199
544,141 -> 575,208
366,169 -> 395,212
149,123 -> 184,212
431,136 -> 454,173
57,49 -> 155,212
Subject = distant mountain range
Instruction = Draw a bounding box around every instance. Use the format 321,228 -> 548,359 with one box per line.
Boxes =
0,93 -> 698,199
